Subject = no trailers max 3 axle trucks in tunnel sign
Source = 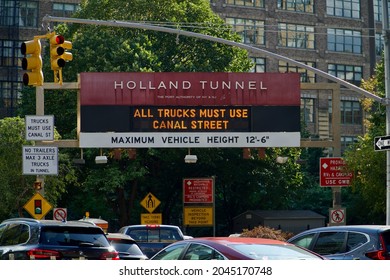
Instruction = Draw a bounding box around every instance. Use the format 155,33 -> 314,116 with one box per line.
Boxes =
78,72 -> 301,148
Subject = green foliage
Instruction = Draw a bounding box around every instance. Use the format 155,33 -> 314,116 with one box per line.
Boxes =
343,57 -> 386,223
0,117 -> 78,221
13,0 -> 325,233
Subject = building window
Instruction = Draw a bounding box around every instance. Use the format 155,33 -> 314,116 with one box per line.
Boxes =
327,28 -> 362,54
277,0 -> 314,13
328,64 -> 362,86
279,61 -> 316,83
18,1 -> 39,27
278,23 -> 315,49
340,100 -> 362,125
226,18 -> 265,45
0,40 -> 20,67
53,3 -> 80,17
249,57 -> 266,73
226,0 -> 264,8
341,136 -> 358,154
376,33 -> 384,56
326,0 -> 360,19
301,98 -> 315,124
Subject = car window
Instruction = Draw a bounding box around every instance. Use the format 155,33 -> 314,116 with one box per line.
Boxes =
290,233 -> 315,249
312,232 -> 346,255
183,243 -> 224,260
127,228 -> 181,242
0,223 -> 29,246
40,227 -> 110,247
380,230 -> 390,251
230,244 -> 322,260
346,232 -> 368,251
110,240 -> 144,255
151,243 -> 187,260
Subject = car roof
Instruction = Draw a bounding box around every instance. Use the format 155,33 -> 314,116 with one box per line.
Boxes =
106,233 -> 135,241
185,237 -> 290,245
121,224 -> 180,229
289,225 -> 390,238
2,218 -> 102,228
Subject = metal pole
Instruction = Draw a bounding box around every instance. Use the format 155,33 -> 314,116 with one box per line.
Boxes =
383,0 -> 390,225
42,15 -> 385,104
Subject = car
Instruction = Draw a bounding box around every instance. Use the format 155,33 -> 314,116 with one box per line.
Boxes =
287,225 -> 390,260
118,224 -> 185,258
0,218 -> 119,260
150,237 -> 326,260
106,233 -> 148,260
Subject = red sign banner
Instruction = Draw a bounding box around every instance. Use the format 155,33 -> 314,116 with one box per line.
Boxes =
80,72 -> 300,106
320,157 -> 353,187
183,178 -> 213,203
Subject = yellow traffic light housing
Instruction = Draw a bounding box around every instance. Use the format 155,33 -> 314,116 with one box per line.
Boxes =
21,38 -> 43,86
49,32 -> 73,84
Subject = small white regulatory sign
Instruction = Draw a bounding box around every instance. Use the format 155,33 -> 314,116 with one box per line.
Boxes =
25,115 -> 54,141
22,146 -> 58,175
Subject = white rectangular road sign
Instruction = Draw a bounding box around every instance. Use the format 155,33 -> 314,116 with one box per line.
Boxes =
375,135 -> 390,151
79,132 -> 301,148
23,146 -> 58,175
25,115 -> 54,141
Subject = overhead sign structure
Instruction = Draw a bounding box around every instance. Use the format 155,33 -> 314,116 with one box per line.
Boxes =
140,192 -> 161,213
374,135 -> 390,151
320,157 -> 353,187
23,192 -> 53,220
79,72 -> 301,148
22,146 -> 58,175
25,115 -> 54,141
183,178 -> 213,203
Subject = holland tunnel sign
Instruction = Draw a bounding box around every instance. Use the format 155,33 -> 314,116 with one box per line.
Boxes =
79,72 -> 301,148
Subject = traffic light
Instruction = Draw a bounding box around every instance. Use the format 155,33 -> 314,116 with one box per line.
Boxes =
49,33 -> 73,84
20,38 -> 43,86
34,199 -> 42,215
33,181 -> 42,191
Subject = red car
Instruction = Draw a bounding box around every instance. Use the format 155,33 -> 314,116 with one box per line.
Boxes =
150,237 -> 325,260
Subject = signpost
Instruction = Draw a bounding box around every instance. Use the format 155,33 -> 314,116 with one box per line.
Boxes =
320,157 -> 353,187
22,146 -> 58,175
374,135 -> 390,151
25,115 -> 54,141
23,192 -> 53,220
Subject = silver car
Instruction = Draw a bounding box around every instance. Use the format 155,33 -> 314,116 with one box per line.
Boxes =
288,225 -> 390,260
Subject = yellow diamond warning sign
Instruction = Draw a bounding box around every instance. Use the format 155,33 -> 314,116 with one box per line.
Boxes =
23,192 -> 53,220
140,192 -> 161,213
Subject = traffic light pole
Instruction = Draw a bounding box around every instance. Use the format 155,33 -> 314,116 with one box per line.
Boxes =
382,1 -> 390,225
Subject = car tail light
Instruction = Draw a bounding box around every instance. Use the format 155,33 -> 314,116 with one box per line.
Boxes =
100,251 -> 120,260
27,249 -> 61,260
365,234 -> 390,260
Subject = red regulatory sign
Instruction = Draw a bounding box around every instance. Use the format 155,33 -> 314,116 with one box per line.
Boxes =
320,157 -> 353,187
183,178 -> 213,203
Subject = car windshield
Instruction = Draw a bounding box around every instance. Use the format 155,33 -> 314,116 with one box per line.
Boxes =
229,244 -> 322,260
110,240 -> 144,255
128,228 -> 181,242
40,227 -> 110,247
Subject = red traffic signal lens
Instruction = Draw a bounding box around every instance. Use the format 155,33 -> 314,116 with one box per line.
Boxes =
55,35 -> 65,44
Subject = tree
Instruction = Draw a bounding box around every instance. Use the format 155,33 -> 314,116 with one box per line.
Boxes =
0,117 -> 78,221
343,57 -> 386,224
16,0 -> 312,234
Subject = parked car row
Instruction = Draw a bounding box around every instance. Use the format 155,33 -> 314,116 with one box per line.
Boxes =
1,218 -> 390,260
